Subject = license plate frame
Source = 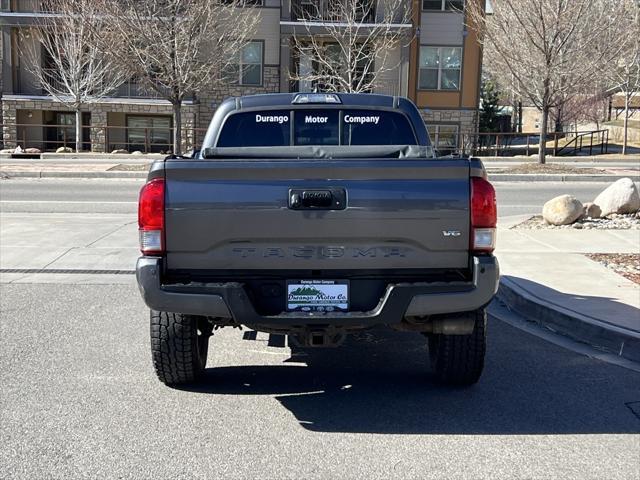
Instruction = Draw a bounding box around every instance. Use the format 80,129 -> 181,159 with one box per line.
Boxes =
286,280 -> 349,312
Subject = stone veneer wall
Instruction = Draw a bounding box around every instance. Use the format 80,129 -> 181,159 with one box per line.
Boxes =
0,30 -> 4,148
195,66 -> 281,146
420,108 -> 479,150
1,97 -> 198,153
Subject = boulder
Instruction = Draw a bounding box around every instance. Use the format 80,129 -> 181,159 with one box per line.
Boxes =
56,146 -> 73,153
542,195 -> 584,226
131,151 -> 143,155
111,149 -> 129,154
582,202 -> 602,219
25,147 -> 42,154
593,178 -> 640,216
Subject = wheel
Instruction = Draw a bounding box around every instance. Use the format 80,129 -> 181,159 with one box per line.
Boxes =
428,309 -> 487,386
150,310 -> 211,385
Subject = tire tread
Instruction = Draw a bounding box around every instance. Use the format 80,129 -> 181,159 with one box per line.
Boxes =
150,310 -> 205,385
430,309 -> 486,386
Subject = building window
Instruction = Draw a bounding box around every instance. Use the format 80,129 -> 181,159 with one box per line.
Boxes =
126,115 -> 172,153
418,46 -> 461,90
427,124 -> 459,154
237,41 -> 263,86
422,0 -> 464,11
42,111 -> 91,151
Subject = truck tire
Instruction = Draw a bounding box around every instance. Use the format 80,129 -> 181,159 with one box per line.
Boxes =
428,309 -> 486,386
150,310 -> 210,385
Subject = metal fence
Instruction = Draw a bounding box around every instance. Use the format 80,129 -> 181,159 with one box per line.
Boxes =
2,122 -> 209,154
460,130 -> 610,157
2,122 -> 611,157
291,0 -> 375,21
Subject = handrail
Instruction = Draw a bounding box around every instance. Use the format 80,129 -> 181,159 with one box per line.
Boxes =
460,130 -> 609,157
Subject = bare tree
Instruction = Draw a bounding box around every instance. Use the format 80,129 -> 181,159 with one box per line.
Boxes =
602,0 -> 640,154
290,0 -> 413,94
469,0 -> 624,163
101,0 -> 259,155
556,90 -> 610,132
20,0 -> 125,152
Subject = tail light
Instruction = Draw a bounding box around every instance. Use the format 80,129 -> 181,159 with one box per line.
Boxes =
471,177 -> 497,253
138,178 -> 165,255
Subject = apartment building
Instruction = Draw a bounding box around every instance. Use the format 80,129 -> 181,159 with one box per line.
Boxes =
410,0 -> 483,152
0,0 -> 484,153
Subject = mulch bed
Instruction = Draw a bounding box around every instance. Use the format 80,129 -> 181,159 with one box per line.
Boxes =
586,253 -> 640,284
494,164 -> 605,175
513,213 -> 640,230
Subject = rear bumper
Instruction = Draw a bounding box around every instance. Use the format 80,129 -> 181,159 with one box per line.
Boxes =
136,256 -> 499,327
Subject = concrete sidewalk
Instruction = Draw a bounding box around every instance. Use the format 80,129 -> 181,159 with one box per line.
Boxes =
496,216 -> 640,363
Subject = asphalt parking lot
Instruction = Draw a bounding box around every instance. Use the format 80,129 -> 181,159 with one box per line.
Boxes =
1,278 -> 639,479
1,178 -> 639,479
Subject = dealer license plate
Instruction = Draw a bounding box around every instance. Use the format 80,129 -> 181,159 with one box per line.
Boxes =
286,280 -> 349,312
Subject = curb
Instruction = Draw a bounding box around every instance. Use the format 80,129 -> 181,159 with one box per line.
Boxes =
1,171 -> 147,179
497,277 -> 640,363
480,155 -> 640,163
488,173 -> 640,182
2,171 -> 638,182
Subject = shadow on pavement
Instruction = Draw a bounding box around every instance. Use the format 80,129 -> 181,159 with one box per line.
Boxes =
180,317 -> 640,435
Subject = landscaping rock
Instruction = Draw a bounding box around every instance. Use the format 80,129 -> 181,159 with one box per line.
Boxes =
111,149 -> 129,154
593,178 -> 640,216
24,147 -> 42,154
542,194 -> 584,226
56,146 -> 73,153
582,202 -> 602,219
515,213 -> 640,230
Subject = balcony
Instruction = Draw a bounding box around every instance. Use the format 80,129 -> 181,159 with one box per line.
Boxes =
291,0 -> 375,23
14,68 -> 171,100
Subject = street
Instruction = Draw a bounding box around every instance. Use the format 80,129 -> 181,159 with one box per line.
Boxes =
0,177 -> 624,215
1,178 -> 639,479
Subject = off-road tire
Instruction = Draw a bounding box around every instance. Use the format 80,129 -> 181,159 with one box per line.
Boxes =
150,310 -> 210,385
428,309 -> 486,386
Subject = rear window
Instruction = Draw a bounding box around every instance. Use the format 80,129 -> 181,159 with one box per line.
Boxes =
217,110 -> 290,147
342,110 -> 416,146
294,109 -> 339,146
216,109 -> 416,147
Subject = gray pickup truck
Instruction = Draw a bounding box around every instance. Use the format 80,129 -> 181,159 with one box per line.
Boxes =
136,93 -> 499,387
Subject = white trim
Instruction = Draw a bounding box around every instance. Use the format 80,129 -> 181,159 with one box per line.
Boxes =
280,21 -> 413,28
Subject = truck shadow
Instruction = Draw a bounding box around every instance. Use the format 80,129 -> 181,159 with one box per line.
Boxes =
182,315 -> 640,435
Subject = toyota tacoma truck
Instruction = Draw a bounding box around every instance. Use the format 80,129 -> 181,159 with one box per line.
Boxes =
136,93 -> 499,386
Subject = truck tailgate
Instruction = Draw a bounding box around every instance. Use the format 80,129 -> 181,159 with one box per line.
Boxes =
164,158 -> 470,271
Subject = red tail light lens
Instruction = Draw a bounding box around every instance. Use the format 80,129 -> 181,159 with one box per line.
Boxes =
138,178 -> 165,254
471,177 -> 497,252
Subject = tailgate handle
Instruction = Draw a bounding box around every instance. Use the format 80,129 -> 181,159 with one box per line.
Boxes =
289,188 -> 346,210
